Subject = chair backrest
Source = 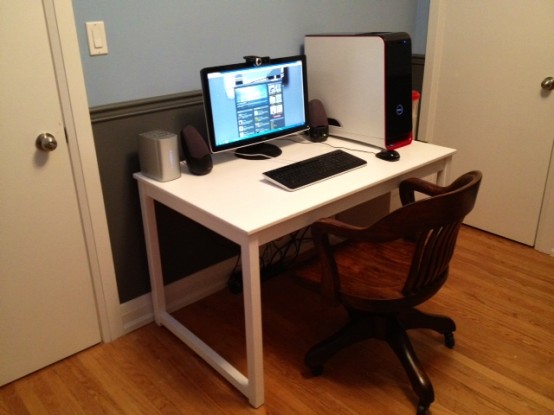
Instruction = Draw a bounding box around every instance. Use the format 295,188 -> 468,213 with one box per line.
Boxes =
373,171 -> 482,297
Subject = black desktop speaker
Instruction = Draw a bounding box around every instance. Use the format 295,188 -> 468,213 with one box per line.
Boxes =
307,99 -> 329,142
180,125 -> 213,175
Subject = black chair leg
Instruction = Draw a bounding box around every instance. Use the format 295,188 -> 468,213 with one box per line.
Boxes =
400,309 -> 456,347
386,321 -> 434,414
305,316 -> 375,376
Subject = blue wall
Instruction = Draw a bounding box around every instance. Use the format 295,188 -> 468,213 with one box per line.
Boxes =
73,0 -> 426,107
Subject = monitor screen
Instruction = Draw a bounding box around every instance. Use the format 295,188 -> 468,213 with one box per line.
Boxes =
200,55 -> 309,159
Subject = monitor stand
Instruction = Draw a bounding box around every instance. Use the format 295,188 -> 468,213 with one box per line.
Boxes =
235,143 -> 282,160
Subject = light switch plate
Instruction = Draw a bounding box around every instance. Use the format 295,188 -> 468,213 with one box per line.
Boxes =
86,21 -> 108,56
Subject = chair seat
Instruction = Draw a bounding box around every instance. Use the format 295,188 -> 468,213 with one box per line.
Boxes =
295,238 -> 415,302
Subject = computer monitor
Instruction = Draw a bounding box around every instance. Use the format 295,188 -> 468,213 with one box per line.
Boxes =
200,55 -> 309,159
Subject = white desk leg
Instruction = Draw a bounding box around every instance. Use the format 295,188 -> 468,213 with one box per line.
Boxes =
241,237 -> 265,408
137,183 -> 166,324
436,156 -> 452,186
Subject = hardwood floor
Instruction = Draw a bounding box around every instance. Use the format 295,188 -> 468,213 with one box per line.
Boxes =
1,226 -> 553,414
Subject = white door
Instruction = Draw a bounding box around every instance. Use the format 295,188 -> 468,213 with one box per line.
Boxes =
421,0 -> 554,246
0,1 -> 101,385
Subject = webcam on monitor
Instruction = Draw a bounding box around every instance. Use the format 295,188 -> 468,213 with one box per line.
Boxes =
243,55 -> 271,67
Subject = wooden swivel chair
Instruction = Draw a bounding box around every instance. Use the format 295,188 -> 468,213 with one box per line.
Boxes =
294,171 -> 482,415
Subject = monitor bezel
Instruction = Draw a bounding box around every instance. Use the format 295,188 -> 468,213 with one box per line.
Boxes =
200,55 -> 310,156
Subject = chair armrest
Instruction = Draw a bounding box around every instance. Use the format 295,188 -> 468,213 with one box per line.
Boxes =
312,215 -> 405,244
399,178 -> 451,206
310,218 -> 369,305
311,217 -> 365,240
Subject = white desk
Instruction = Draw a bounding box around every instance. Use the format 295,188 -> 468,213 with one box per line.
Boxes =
134,136 -> 456,408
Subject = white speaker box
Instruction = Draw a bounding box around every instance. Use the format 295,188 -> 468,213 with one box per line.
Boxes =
138,130 -> 181,182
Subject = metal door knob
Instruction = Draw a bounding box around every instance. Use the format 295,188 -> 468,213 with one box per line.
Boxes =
36,133 -> 58,152
541,76 -> 554,91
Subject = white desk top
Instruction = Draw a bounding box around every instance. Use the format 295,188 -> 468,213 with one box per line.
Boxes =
134,136 -> 455,242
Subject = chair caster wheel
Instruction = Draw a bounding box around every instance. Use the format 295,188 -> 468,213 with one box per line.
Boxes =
444,332 -> 455,349
308,365 -> 324,376
416,402 -> 429,415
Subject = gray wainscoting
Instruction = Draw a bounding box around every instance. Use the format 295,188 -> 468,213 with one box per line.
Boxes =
90,92 -> 238,303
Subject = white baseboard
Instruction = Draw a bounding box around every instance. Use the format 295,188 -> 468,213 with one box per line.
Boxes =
117,230 -> 320,337
119,257 -> 237,335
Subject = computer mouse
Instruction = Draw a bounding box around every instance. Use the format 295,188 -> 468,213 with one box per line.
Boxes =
376,150 -> 400,162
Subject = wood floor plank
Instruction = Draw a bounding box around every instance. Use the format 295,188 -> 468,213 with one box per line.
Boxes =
1,225 -> 553,414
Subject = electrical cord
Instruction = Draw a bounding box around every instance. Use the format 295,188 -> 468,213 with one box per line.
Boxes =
228,225 -> 313,294
277,136 -> 380,156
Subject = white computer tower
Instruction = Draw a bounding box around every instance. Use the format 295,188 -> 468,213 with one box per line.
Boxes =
305,32 -> 413,150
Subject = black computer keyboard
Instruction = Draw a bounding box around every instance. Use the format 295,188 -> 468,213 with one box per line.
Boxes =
262,149 -> 367,191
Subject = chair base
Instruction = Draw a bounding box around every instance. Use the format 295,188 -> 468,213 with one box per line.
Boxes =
305,308 -> 456,414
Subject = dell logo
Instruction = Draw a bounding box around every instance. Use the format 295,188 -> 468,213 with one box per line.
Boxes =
395,104 -> 404,116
